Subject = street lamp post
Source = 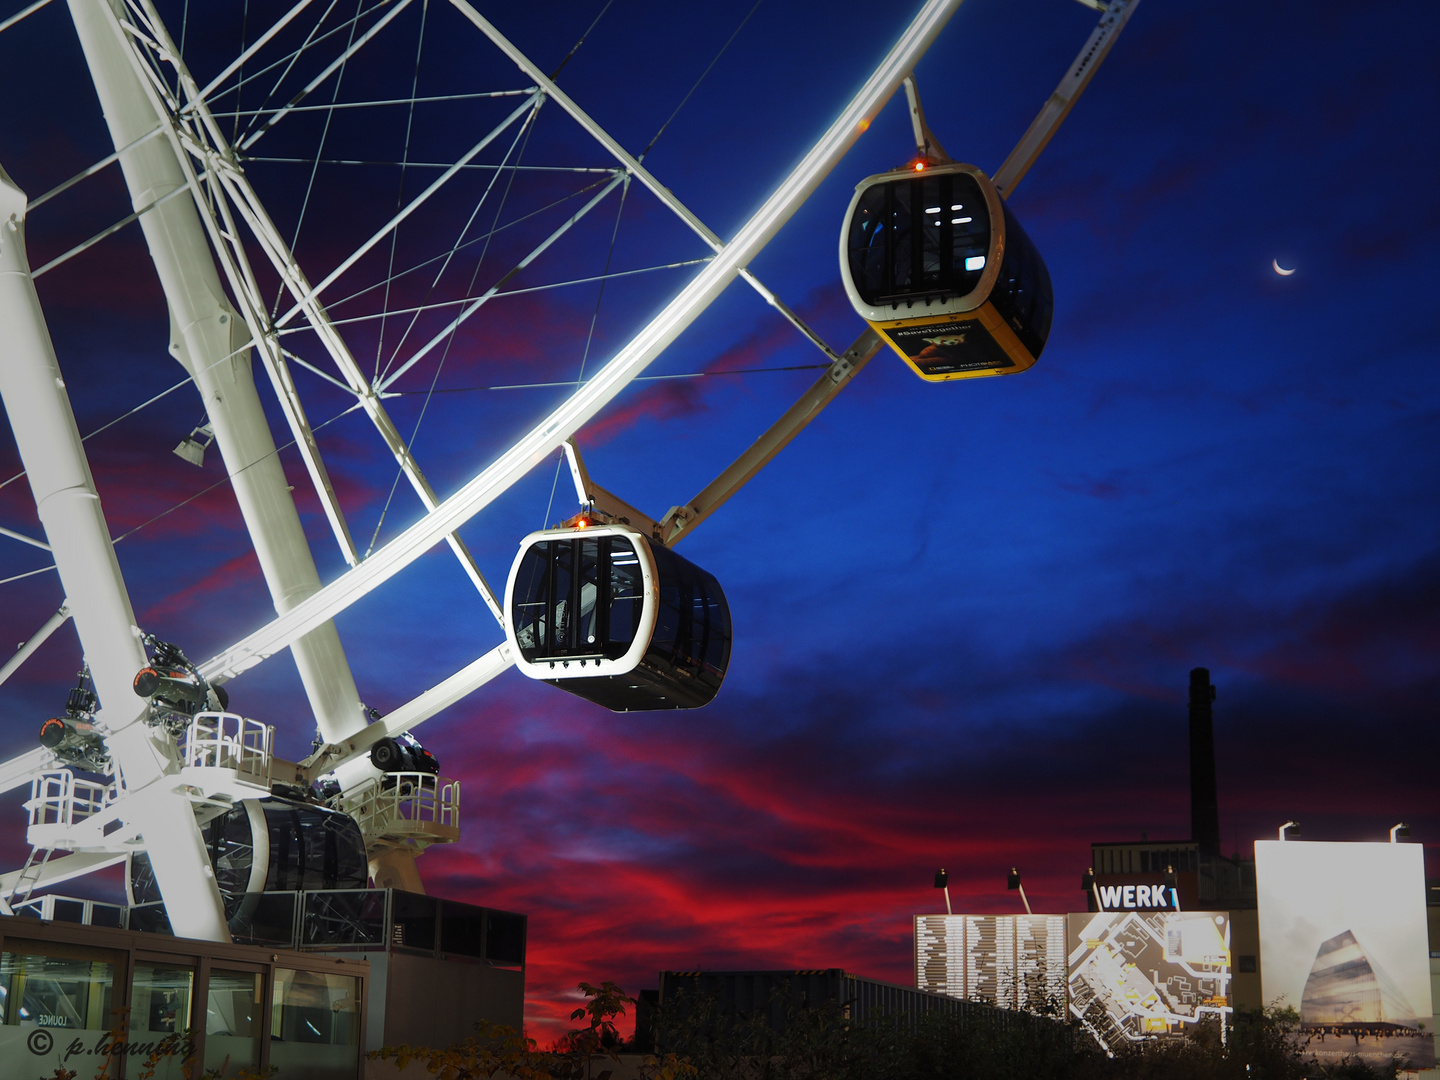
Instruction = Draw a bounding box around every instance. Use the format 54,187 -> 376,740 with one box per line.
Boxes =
1007,868 -> 1032,915
1081,867 -> 1104,912
934,868 -> 952,915
1163,864 -> 1180,911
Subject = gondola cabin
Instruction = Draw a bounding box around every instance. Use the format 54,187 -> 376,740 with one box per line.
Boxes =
840,161 -> 1053,382
129,798 -> 369,906
504,521 -> 731,711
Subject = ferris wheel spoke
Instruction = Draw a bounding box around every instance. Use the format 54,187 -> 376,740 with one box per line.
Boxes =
0,0 -> 55,36
235,0 -> 417,152
198,0 -> 965,687
448,0 -> 847,370
376,170 -> 626,393
187,0 -> 321,109
273,90 -> 543,330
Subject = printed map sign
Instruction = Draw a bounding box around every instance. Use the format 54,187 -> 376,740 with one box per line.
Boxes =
1066,910 -> 1232,1053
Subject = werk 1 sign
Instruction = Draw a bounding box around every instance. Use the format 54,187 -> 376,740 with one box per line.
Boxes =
1255,841 -> 1435,1070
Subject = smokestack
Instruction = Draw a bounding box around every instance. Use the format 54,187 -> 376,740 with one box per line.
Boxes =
1188,668 -> 1221,854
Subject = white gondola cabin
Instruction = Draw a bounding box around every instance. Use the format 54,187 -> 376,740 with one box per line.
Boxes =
840,162 -> 1053,382
504,521 -> 731,711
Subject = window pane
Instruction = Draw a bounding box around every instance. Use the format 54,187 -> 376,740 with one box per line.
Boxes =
131,963 -> 194,1080
204,968 -> 261,1077
606,538 -> 643,656
390,891 -> 437,952
847,184 -> 890,303
440,902 -> 486,958
511,543 -> 551,657
0,944 -> 119,1078
270,970 -> 360,1080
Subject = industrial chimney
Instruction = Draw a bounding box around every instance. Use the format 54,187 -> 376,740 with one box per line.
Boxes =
1188,668 -> 1221,854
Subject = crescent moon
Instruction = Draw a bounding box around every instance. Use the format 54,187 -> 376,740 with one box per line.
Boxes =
1272,259 -> 1296,276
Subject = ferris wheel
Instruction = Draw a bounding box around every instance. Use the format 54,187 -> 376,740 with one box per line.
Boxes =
0,0 -> 1139,943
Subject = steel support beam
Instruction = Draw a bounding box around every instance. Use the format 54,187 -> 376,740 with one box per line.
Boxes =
0,162 -> 230,941
0,604 -> 69,689
993,0 -> 1142,196
448,0 -> 844,363
116,0 -> 507,624
71,0 -> 374,746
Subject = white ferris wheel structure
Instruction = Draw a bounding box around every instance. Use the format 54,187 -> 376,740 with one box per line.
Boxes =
0,0 -> 1139,943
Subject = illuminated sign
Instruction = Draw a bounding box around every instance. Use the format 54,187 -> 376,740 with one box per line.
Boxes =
914,915 -> 1066,1013
1067,910 -> 1232,1053
1256,841 -> 1434,1070
1095,883 -> 1177,910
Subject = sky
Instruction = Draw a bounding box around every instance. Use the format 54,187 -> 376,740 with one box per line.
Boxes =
0,0 -> 1437,1041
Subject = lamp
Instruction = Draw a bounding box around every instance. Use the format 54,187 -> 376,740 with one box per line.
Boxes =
1390,823 -> 1410,843
1081,867 -> 1103,912
173,423 -> 214,467
1278,820 -> 1300,841
1163,864 -> 1179,911
1007,867 -> 1031,915
934,868 -> 951,916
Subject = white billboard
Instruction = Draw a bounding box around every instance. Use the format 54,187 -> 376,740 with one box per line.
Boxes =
914,915 -> 1067,1013
1255,840 -> 1434,1069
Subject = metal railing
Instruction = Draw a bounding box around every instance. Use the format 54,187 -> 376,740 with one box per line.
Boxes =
180,710 -> 273,783
337,773 -> 460,845
117,887 -> 525,962
25,769 -> 117,830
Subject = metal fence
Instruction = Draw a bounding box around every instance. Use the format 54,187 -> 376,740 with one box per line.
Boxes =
12,887 -> 525,965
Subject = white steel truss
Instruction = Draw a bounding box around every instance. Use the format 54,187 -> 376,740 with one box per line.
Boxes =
0,0 -> 1142,930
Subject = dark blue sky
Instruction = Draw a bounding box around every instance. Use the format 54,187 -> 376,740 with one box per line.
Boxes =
0,0 -> 1436,1035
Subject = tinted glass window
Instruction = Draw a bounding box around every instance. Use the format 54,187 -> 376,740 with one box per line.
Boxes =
204,968 -> 261,1075
270,970 -> 360,1080
390,891 -> 437,952
440,902 -> 486,958
847,171 -> 990,307
512,533 -> 646,662
607,540 -> 644,655
131,962 -> 194,1080
512,544 -> 551,653
263,804 -> 367,892
206,805 -> 257,894
486,911 -> 526,966
988,202 -> 1053,358
647,543 -> 732,685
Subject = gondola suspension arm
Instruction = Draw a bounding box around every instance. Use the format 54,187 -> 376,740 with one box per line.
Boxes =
992,0 -> 1141,196
582,3 -> 1145,545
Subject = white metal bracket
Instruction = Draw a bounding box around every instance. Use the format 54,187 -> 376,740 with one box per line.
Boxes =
903,76 -> 951,163
561,439 -> 659,535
